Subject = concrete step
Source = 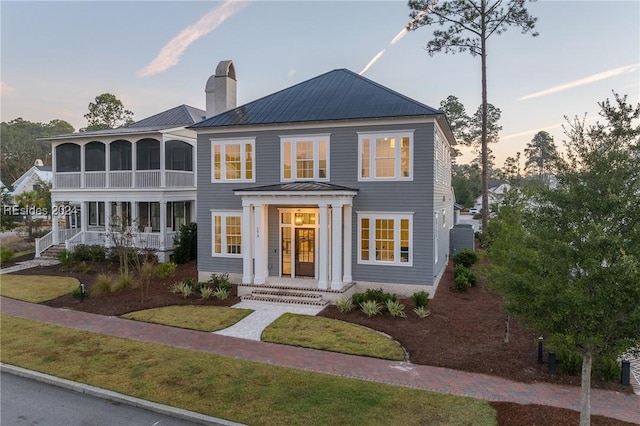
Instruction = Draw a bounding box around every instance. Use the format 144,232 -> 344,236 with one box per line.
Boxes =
241,292 -> 329,307
250,289 -> 323,300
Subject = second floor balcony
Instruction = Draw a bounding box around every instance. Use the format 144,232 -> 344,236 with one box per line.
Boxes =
53,138 -> 196,190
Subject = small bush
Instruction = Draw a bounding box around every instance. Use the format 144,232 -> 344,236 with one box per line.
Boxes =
76,261 -> 96,274
194,281 -> 209,293
385,300 -> 406,318
452,249 -> 478,268
454,273 -> 471,291
359,300 -> 382,317
57,249 -> 72,266
556,348 -> 581,376
335,297 -> 354,314
412,291 -> 429,308
210,273 -> 232,292
454,264 -> 477,287
413,306 -> 431,319
351,292 -> 366,307
594,353 -> 620,382
213,287 -> 230,300
70,285 -> 89,299
92,274 -> 113,296
157,262 -> 177,279
71,244 -> 106,262
113,274 -> 134,292
200,286 -> 214,300
173,222 -> 197,264
472,213 -> 482,220
0,247 -> 15,263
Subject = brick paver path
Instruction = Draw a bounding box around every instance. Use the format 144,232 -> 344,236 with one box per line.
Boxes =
1,296 -> 638,424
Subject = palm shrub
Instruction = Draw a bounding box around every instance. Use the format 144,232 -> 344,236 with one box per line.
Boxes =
335,297 -> 354,313
200,286 -> 214,300
385,299 -> 406,318
359,300 -> 382,317
413,306 -> 431,319
213,286 -> 230,300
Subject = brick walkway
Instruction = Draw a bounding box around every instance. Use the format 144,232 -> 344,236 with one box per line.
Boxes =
1,296 -> 638,424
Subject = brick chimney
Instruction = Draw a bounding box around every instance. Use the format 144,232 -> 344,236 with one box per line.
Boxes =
205,60 -> 237,118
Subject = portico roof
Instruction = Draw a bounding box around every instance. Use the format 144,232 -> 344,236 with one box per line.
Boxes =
234,181 -> 358,193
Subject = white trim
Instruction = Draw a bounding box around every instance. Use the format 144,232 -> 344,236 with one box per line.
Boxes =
357,130 -> 414,181
280,134 -> 330,182
210,138 -> 256,183
357,212 -> 413,267
211,211 -> 242,258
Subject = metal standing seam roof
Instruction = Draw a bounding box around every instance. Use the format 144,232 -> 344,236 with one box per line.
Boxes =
191,69 -> 443,128
40,105 -> 206,140
234,182 -> 359,193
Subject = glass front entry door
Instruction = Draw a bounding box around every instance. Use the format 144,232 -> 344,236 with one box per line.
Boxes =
294,228 -> 315,277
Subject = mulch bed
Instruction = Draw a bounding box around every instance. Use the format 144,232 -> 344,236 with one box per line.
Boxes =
4,257 -> 636,426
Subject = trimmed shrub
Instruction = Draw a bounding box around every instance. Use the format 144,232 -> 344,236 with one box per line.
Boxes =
412,290 -> 429,308
0,247 -> 15,263
71,244 -> 106,262
173,222 -> 197,264
157,262 -> 177,279
452,249 -> 478,268
454,273 -> 470,291
454,264 -> 478,287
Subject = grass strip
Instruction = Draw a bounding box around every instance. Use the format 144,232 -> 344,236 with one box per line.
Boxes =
262,313 -> 405,361
122,305 -> 253,331
0,275 -> 79,302
1,314 -> 496,426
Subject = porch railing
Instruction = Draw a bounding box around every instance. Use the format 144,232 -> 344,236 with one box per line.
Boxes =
84,171 -> 106,188
136,170 -> 161,188
35,231 -> 54,258
54,172 -> 81,189
109,171 -> 132,188
166,171 -> 194,187
53,170 -> 193,189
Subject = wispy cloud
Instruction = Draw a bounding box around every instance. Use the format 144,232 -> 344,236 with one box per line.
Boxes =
519,64 -> 640,101
0,81 -> 16,96
359,8 -> 430,75
138,0 -> 249,77
501,116 -> 599,141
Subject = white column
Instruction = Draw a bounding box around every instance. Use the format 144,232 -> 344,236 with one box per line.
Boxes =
241,203 -> 253,284
104,202 -> 111,239
131,141 -> 136,188
51,145 -> 57,189
131,202 -> 139,231
342,203 -> 353,283
80,144 -> 85,189
331,203 -> 343,289
254,203 -> 268,284
81,201 -> 88,243
160,139 -> 166,188
52,202 -> 59,245
318,203 -> 329,289
159,201 -> 167,249
105,143 -> 110,188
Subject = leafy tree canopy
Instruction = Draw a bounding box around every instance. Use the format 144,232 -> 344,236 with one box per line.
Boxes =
0,118 -> 74,187
84,93 -> 134,131
489,93 -> 640,426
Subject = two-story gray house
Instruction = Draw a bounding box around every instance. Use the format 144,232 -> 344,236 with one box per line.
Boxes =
192,61 -> 455,299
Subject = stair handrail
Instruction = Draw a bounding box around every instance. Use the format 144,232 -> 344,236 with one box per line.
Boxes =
35,231 -> 54,258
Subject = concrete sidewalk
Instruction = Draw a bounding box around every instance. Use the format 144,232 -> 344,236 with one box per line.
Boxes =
1,296 -> 639,424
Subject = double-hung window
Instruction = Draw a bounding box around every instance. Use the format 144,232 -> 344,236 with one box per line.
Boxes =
357,212 -> 413,266
211,139 -> 255,182
280,135 -> 329,181
358,131 -> 413,181
211,212 -> 242,256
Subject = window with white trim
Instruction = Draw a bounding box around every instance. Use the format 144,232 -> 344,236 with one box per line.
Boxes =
211,139 -> 255,182
211,212 -> 242,256
358,131 -> 413,181
357,212 -> 412,266
280,135 -> 329,181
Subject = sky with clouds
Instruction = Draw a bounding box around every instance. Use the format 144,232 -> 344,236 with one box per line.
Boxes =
1,0 -> 638,167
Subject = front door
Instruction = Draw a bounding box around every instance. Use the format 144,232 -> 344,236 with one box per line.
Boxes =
295,228 -> 315,277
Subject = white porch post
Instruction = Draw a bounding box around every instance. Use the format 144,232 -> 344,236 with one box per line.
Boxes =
342,203 -> 353,283
331,202 -> 344,289
160,139 -> 166,188
318,203 -> 329,289
159,201 -> 167,249
80,144 -> 85,189
81,201 -> 88,243
253,203 -> 268,285
131,202 -> 138,230
52,202 -> 59,245
104,202 -> 111,247
242,203 -> 253,284
131,140 -> 137,188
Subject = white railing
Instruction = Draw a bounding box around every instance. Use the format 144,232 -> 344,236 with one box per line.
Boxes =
55,172 -> 81,189
84,172 -> 106,188
58,228 -> 80,242
166,170 -> 194,187
35,231 -> 54,258
109,171 -> 132,188
136,170 -> 161,188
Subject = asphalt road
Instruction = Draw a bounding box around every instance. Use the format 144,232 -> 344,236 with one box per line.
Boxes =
1,372 -> 201,426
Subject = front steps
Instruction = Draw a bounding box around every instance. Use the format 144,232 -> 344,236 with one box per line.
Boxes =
238,281 -> 356,307
39,245 -> 65,260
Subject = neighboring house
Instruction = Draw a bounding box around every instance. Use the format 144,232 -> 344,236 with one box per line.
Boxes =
191,61 -> 456,297
473,183 -> 511,212
35,104 -> 203,261
10,160 -> 53,198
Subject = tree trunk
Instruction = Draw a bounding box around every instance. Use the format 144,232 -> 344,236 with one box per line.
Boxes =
580,351 -> 593,426
480,31 -> 489,233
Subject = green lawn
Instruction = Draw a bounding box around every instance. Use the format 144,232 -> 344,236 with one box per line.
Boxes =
122,305 -> 253,331
0,315 -> 496,426
263,313 -> 405,360
0,275 -> 79,302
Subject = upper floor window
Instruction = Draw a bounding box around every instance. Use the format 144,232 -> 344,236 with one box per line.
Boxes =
358,131 -> 413,181
280,135 -> 329,181
211,139 -> 255,182
165,140 -> 193,171
55,143 -> 81,172
85,141 -> 106,171
136,139 -> 160,170
110,140 -> 132,171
